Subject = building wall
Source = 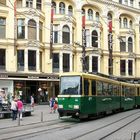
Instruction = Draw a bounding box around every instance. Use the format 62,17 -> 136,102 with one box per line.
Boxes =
0,0 -> 140,78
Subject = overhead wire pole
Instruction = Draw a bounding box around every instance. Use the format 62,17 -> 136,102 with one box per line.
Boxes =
82,15 -> 87,72
108,20 -> 113,75
50,5 -> 54,59
14,0 -> 17,56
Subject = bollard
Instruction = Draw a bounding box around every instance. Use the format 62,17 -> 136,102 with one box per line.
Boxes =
41,112 -> 43,122
18,113 -> 20,126
131,132 -> 136,140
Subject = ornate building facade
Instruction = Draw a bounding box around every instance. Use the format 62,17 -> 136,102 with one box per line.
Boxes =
0,0 -> 140,103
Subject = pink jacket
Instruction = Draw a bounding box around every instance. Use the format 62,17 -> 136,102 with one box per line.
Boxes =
17,100 -> 23,111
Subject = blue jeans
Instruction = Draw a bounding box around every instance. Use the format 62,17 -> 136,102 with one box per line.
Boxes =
12,110 -> 17,120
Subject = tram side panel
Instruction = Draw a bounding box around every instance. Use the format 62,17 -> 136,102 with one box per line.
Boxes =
120,84 -> 136,110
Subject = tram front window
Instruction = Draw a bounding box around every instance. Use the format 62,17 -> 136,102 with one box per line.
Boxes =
60,76 -> 81,95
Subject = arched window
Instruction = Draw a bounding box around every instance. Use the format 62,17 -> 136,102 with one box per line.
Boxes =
59,2 -> 65,14
119,17 -> 121,28
88,9 -> 93,20
107,13 -> 112,21
0,17 -> 6,38
129,20 -> 132,29
82,8 -> 85,15
68,5 -> 73,16
91,30 -> 98,47
123,18 -> 127,28
52,2 -> 56,14
62,25 -> 70,44
28,19 -> 37,40
96,12 -> 99,22
128,37 -> 133,52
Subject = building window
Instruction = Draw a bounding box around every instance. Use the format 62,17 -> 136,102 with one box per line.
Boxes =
17,19 -> 25,39
92,30 -> 98,47
124,0 -> 128,5
119,0 -> 122,4
128,60 -> 133,75
128,37 -> 133,52
92,56 -> 98,72
82,9 -> 85,15
120,36 -> 126,52
130,0 -> 133,6
88,9 -> 93,20
59,2 -> 65,14
53,25 -> 59,43
85,56 -> 89,72
96,12 -> 99,22
123,18 -> 128,28
17,50 -> 24,71
62,25 -> 70,44
26,0 -> 33,8
52,2 -> 56,14
17,0 -> 22,8
0,49 -> 5,70
0,17 -> 6,39
0,0 -> 6,6
40,51 -> 42,72
52,53 -> 59,72
63,53 -> 70,72
86,29 -> 90,47
68,5 -> 73,16
120,60 -> 126,75
28,50 -> 36,71
28,19 -> 36,40
36,0 -> 41,10
119,18 -> 121,28
129,20 -> 132,29
39,22 -> 43,42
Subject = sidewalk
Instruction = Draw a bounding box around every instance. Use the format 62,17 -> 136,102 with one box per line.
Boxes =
0,105 -> 59,129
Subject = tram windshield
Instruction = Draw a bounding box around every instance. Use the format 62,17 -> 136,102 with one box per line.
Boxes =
60,76 -> 81,95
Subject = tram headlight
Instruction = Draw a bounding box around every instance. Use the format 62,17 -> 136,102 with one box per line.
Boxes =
74,105 -> 79,109
58,105 -> 63,109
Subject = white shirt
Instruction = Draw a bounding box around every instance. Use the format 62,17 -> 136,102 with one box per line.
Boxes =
11,100 -> 17,110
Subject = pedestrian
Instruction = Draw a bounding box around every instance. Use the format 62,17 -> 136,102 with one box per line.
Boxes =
30,95 -> 34,110
53,101 -> 58,113
17,98 -> 23,120
11,97 -> 17,120
49,97 -> 55,113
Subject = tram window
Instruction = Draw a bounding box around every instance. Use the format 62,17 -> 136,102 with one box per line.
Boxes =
122,86 -> 125,96
97,81 -> 102,96
108,84 -> 113,96
103,82 -> 108,96
113,85 -> 119,96
138,88 -> 140,96
92,80 -> 96,95
84,79 -> 89,96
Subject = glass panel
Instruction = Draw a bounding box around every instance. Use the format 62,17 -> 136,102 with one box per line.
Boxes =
52,53 -> 59,72
17,50 -> 24,71
17,19 -> 25,39
28,20 -> 36,40
60,76 -> 81,95
97,81 -> 103,96
84,79 -> 89,95
92,80 -> 96,95
120,60 -> 126,75
36,0 -> 41,10
0,18 -> 6,38
28,50 -> 36,70
63,53 -> 70,72
0,49 -> 5,70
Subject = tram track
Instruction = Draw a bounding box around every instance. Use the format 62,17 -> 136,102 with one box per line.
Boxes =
0,119 -> 78,140
69,109 -> 140,140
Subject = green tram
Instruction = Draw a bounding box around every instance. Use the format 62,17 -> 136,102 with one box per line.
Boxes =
57,72 -> 140,119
